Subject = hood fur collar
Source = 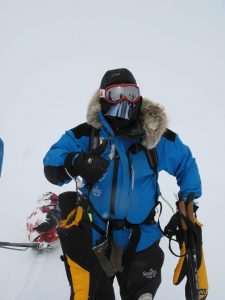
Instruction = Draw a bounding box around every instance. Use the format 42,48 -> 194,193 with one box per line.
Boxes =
87,90 -> 168,149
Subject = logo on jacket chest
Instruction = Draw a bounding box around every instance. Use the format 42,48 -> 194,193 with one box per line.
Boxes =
92,185 -> 102,197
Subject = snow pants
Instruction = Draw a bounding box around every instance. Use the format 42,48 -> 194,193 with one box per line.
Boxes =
116,241 -> 164,300
57,192 -> 164,300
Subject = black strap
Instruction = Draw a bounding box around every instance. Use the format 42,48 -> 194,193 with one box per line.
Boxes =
110,151 -> 119,216
128,144 -> 158,172
142,147 -> 159,200
91,222 -> 106,236
123,226 -> 141,265
89,127 -> 100,151
147,148 -> 158,172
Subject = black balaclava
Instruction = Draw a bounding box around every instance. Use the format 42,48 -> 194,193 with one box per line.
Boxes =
100,68 -> 143,136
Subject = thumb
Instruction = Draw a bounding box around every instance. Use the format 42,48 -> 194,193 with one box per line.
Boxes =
90,140 -> 108,156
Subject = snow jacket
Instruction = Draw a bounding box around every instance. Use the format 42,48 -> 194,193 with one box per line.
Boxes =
43,91 -> 202,252
0,138 -> 3,177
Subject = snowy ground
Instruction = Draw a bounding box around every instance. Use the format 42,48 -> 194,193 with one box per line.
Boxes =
1,0 -> 225,299
0,221 -> 185,300
0,243 -> 69,300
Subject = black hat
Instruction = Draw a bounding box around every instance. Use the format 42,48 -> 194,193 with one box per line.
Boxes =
100,68 -> 137,89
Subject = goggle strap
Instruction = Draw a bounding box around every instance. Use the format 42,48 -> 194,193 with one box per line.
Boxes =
99,89 -> 106,98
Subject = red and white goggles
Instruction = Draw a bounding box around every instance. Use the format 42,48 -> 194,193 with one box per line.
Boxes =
100,84 -> 141,104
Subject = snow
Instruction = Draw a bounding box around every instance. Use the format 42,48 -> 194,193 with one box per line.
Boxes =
0,0 -> 225,299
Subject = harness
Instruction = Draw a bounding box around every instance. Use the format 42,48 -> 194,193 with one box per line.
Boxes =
84,127 -> 160,262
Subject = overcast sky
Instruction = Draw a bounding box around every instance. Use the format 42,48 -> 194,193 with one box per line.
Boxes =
0,1 -> 225,299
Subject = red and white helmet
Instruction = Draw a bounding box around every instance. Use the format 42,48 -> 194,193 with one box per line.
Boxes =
37,192 -> 58,208
26,192 -> 60,245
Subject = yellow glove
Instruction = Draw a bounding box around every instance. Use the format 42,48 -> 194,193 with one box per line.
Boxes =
173,219 -> 208,300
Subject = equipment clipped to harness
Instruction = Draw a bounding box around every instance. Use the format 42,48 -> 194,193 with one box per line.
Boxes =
93,239 -> 124,277
164,193 -> 208,300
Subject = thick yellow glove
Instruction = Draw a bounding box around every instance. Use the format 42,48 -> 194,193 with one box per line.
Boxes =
173,219 -> 208,300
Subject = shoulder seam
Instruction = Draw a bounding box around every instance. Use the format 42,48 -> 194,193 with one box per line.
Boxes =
71,123 -> 93,139
163,128 -> 176,142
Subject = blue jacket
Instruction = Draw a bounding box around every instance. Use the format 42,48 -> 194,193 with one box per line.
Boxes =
0,138 -> 3,177
43,93 -> 202,252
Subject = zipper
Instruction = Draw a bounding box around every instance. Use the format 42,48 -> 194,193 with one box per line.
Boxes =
110,150 -> 120,216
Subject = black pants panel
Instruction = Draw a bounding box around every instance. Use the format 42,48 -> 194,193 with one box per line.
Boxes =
116,242 -> 164,300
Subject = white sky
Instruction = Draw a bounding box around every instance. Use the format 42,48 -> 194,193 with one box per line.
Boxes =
0,0 -> 225,299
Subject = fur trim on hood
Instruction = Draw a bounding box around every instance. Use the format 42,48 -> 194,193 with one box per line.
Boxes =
87,90 -> 168,149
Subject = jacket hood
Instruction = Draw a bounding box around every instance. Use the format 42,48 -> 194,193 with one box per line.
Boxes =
86,90 -> 168,149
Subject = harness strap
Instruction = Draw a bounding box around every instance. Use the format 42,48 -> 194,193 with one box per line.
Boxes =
142,147 -> 159,202
87,127 -> 159,258
123,226 -> 141,265
89,127 -> 100,151
107,214 -> 155,231
81,191 -> 156,236
91,222 -> 106,236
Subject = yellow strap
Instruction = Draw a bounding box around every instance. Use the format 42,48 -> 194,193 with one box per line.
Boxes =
194,217 -> 203,227
198,248 -> 208,299
173,244 -> 208,298
58,206 -> 83,229
173,242 -> 186,285
67,255 -> 90,300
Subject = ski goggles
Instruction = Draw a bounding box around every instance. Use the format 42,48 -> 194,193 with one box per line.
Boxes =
99,84 -> 141,104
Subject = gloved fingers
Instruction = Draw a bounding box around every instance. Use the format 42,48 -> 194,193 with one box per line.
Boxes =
89,157 -> 109,174
84,163 -> 109,184
98,157 -> 110,169
78,156 -> 109,184
95,161 -> 109,175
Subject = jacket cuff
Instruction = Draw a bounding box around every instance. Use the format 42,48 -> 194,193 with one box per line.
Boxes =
64,152 -> 79,177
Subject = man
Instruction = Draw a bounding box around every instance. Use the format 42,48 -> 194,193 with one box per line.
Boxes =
43,68 -> 203,300
0,138 -> 4,177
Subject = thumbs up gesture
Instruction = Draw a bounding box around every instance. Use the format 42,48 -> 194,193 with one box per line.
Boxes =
71,140 -> 109,184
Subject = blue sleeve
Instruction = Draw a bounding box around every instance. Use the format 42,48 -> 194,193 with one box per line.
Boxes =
0,138 -> 4,177
43,130 -> 89,186
43,130 -> 87,167
157,134 -> 202,199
